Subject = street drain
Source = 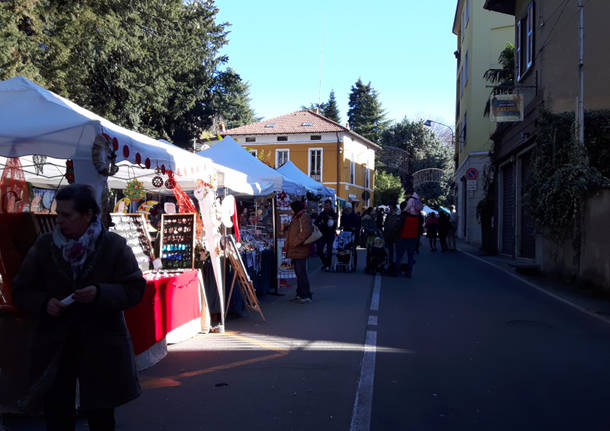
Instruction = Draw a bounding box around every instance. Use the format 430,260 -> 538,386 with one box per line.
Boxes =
506,320 -> 554,329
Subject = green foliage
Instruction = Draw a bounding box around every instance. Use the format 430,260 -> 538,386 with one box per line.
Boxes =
347,79 -> 389,143
322,90 -> 340,123
483,43 -> 515,117
0,0 -> 255,148
209,68 -> 256,130
378,119 -> 453,206
525,111 -> 610,240
373,170 -> 405,206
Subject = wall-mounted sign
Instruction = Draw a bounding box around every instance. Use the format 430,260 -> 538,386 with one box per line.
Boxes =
465,167 -> 478,180
490,94 -> 524,122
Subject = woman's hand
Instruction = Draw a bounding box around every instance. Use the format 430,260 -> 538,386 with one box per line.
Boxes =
73,285 -> 98,303
47,298 -> 68,317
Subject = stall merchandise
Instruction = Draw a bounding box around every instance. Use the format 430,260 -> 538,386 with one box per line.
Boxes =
160,213 -> 196,270
109,213 -> 155,272
276,192 -> 296,279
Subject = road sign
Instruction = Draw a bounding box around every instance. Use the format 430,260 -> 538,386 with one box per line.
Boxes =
465,167 -> 478,180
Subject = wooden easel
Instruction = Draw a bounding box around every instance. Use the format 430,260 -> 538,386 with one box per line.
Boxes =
224,235 -> 265,321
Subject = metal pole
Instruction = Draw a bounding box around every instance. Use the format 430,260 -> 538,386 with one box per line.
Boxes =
577,0 -> 585,147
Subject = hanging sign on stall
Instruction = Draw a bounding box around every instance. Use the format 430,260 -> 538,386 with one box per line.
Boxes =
109,213 -> 155,272
160,213 -> 196,270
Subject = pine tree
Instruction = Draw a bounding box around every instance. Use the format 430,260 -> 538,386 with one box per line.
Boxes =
347,79 -> 388,143
322,90 -> 340,123
207,68 -> 256,130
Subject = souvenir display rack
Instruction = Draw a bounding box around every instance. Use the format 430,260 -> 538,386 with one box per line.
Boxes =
109,213 -> 155,272
160,213 -> 196,270
275,193 -> 296,280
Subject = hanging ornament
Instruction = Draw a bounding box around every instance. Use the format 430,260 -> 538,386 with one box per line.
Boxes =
165,177 -> 176,189
135,152 -> 142,164
32,154 -> 47,175
152,176 -> 163,188
65,159 -> 75,184
123,145 -> 130,158
124,178 -> 146,200
145,158 -> 151,169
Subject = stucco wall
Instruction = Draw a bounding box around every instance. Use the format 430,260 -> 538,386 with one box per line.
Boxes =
542,189 -> 610,290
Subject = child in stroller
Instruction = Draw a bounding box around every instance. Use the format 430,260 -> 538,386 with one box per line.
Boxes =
333,230 -> 356,272
366,236 -> 388,274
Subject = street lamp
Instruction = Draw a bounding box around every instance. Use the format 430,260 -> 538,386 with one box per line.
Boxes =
424,119 -> 454,144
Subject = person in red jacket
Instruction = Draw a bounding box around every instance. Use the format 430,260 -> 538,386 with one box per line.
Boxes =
391,200 -> 419,277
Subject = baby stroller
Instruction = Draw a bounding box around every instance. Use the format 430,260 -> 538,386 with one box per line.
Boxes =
332,230 -> 356,272
365,236 -> 388,275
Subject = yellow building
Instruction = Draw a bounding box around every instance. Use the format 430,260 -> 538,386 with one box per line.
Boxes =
222,110 -> 380,209
453,0 -> 514,245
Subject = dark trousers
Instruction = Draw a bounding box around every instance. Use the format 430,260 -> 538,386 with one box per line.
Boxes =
44,341 -> 116,431
316,235 -> 334,268
385,239 -> 397,264
393,237 -> 417,276
292,258 -> 311,299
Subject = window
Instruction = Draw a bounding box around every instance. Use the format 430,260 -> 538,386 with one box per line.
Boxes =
350,160 -> 355,184
364,166 -> 370,189
310,135 -> 321,141
248,149 -> 258,157
526,2 -> 535,70
264,123 -> 276,128
516,2 -> 535,81
245,137 -> 256,143
275,149 -> 289,168
464,51 -> 469,85
277,136 -> 288,142
516,19 -> 522,81
302,121 -> 313,126
309,148 -> 322,182
460,112 -> 467,151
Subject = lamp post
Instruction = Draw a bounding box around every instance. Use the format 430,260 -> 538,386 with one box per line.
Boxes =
424,119 -> 455,145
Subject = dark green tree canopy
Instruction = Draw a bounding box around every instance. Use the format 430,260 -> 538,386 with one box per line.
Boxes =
0,0 -> 254,148
347,79 -> 388,143
322,90 -> 340,123
379,118 -> 453,206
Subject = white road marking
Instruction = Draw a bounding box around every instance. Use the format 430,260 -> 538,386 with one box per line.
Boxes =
350,330 -> 377,431
370,274 -> 381,311
368,315 -> 378,326
460,249 -> 610,326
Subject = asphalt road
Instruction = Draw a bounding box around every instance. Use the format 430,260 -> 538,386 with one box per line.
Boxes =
4,247 -> 610,430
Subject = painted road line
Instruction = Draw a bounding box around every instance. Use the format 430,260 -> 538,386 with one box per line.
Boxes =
350,330 -> 378,431
368,315 -> 378,326
370,274 -> 381,311
460,249 -> 610,326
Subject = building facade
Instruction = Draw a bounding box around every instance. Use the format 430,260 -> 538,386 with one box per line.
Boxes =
453,0 -> 514,245
222,110 -> 379,208
483,0 -> 610,263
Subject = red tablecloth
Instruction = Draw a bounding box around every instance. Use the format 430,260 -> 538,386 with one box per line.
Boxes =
125,270 -> 201,355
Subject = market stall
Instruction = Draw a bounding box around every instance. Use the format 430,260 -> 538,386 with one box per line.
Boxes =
0,76 -> 222,370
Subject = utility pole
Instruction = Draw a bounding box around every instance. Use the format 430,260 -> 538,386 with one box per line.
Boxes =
577,0 -> 585,147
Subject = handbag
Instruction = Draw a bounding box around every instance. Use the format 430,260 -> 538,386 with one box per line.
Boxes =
304,224 -> 322,245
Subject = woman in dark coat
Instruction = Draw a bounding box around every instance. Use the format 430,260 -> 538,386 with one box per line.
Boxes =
284,200 -> 313,303
12,184 -> 146,431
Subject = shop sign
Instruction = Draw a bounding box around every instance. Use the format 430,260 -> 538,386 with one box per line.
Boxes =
490,94 -> 524,122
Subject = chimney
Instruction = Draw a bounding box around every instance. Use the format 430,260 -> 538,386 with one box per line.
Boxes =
345,122 -> 350,130
219,122 -> 226,133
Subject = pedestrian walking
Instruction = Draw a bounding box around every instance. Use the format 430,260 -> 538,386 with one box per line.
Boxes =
285,200 -> 314,303
382,203 -> 402,267
314,199 -> 337,271
361,207 -> 379,248
448,204 -> 458,251
391,204 -> 420,278
11,184 -> 146,431
425,212 -> 439,251
375,207 -> 385,232
438,210 -> 451,252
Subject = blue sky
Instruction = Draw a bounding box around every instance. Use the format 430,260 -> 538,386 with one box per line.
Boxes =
214,0 -> 458,128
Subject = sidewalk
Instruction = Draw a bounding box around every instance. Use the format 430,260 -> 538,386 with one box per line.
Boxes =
456,239 -> 610,325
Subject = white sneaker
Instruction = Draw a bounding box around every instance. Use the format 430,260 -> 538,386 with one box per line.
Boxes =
299,298 -> 312,304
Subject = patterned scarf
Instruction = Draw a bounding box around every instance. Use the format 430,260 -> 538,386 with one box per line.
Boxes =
52,217 -> 103,279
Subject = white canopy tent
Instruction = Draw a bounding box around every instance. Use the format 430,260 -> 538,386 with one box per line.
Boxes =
0,76 -> 213,198
276,161 -> 334,198
198,136 -> 305,196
